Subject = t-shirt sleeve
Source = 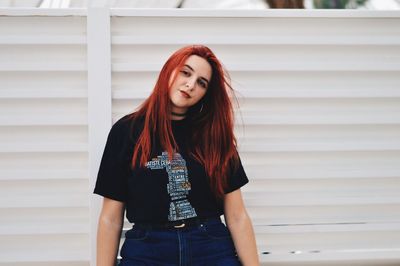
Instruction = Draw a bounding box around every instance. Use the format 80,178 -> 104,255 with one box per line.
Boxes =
93,119 -> 129,202
225,155 -> 249,194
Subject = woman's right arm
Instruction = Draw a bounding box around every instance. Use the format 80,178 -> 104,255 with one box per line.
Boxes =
96,197 -> 125,266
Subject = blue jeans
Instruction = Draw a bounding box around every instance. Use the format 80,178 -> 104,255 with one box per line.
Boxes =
118,217 -> 242,266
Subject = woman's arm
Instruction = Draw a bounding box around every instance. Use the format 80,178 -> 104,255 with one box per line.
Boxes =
224,189 -> 260,266
97,197 -> 125,266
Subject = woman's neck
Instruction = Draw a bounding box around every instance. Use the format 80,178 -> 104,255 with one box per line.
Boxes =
171,111 -> 187,120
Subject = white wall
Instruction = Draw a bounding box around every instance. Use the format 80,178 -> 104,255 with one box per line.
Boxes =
0,7 -> 399,266
0,8 -> 89,266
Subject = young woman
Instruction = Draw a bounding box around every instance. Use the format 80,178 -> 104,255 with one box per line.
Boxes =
94,45 -> 259,266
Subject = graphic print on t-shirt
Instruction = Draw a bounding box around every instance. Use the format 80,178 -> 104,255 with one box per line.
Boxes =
146,151 -> 197,221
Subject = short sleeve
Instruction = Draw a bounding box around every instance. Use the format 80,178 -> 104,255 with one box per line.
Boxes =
225,156 -> 249,194
93,119 -> 129,202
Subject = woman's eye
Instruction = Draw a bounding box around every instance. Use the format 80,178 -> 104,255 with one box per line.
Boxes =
198,80 -> 207,88
181,70 -> 190,76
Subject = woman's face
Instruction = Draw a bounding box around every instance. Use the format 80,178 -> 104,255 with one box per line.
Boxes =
168,55 -> 212,115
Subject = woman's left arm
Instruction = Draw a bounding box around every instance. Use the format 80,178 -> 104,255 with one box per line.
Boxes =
224,189 -> 260,266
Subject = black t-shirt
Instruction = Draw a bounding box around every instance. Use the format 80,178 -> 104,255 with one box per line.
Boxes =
93,113 -> 249,223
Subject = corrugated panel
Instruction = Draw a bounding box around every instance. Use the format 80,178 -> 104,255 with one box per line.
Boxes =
0,12 -> 89,266
110,10 -> 400,266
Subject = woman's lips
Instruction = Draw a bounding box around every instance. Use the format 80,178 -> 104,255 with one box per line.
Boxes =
180,91 -> 191,98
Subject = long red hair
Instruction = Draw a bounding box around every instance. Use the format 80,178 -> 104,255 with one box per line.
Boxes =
129,45 -> 240,201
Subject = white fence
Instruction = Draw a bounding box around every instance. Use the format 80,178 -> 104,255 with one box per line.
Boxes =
0,7 -> 400,266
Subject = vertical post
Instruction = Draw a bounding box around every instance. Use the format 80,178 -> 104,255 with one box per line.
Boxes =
87,4 -> 111,266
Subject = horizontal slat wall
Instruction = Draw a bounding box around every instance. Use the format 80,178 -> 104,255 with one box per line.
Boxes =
0,10 -> 89,266
110,10 -> 400,266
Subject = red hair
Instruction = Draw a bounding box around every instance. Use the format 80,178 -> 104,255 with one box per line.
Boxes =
129,45 -> 240,201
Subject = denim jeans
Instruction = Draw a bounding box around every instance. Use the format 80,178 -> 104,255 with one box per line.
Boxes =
118,217 -> 242,266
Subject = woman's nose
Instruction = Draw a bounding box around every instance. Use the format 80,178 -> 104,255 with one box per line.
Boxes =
185,79 -> 195,90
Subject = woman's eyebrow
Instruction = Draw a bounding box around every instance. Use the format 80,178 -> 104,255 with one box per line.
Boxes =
184,64 -> 194,71
184,64 -> 209,84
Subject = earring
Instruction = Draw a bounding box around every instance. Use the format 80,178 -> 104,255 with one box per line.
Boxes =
199,103 -> 203,113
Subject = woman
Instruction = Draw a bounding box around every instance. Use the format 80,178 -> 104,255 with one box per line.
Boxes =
94,45 -> 259,266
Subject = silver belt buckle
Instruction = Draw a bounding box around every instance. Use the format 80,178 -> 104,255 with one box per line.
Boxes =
174,221 -> 186,228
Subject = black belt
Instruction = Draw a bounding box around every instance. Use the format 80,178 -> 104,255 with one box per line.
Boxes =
134,216 -> 221,230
